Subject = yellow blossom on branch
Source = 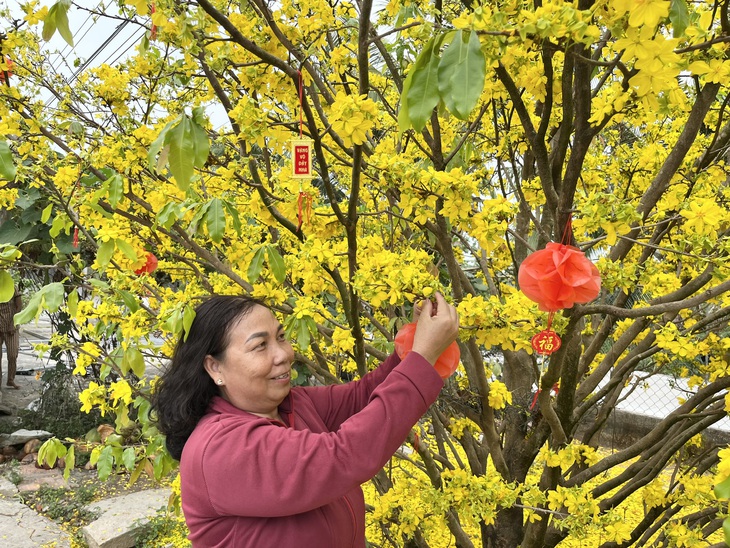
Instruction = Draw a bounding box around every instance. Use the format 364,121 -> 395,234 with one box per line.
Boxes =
329,92 -> 379,147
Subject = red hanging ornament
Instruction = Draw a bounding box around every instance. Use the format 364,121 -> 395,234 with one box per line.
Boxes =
297,191 -> 312,230
134,252 -> 158,275
0,57 -> 13,83
150,3 -> 158,40
394,322 -> 460,379
531,327 -> 561,355
518,242 -> 601,312
72,227 -> 79,249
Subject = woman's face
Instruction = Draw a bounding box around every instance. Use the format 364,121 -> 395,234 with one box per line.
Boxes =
204,304 -> 295,419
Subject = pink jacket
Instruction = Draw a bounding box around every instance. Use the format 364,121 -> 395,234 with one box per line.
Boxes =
179,351 -> 443,547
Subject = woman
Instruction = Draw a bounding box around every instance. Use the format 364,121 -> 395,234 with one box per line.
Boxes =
152,292 -> 459,547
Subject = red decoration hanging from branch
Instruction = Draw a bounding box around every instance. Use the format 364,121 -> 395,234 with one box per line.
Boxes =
292,70 -> 314,230
394,322 -> 460,379
134,252 -> 159,275
519,214 -> 601,358
0,57 -> 13,84
518,242 -> 601,313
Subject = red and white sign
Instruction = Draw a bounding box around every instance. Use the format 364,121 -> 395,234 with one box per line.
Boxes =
291,139 -> 313,178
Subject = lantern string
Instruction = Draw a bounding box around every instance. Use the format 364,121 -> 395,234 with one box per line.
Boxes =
560,212 -> 573,246
295,69 -> 312,231
297,70 -> 304,139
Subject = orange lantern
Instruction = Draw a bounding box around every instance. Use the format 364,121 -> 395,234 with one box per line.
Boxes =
135,252 -> 159,275
394,322 -> 460,379
518,242 -> 601,312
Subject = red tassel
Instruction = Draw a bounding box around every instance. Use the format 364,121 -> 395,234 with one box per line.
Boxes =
297,191 -> 312,230
72,227 -> 79,249
150,3 -> 157,40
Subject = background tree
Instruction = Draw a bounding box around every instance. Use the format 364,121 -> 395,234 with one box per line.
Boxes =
2,0 -> 730,546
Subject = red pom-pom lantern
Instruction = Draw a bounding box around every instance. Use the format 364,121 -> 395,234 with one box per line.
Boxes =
394,322 -> 460,379
134,253 -> 158,275
518,243 -> 601,312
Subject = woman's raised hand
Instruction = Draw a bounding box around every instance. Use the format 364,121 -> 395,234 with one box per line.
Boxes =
411,292 -> 459,366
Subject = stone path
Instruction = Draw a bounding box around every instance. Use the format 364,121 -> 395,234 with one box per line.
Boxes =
0,463 -> 172,548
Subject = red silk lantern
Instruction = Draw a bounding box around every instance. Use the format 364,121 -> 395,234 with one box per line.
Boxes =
134,253 -> 158,275
394,322 -> 460,379
518,242 -> 601,312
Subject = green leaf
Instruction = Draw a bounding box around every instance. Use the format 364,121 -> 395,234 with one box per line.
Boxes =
129,459 -> 146,485
106,173 -> 124,208
97,446 -> 114,481
148,119 -> 176,172
63,446 -> 75,481
206,198 -> 226,243
41,204 -> 53,224
156,201 -> 183,229
724,517 -> 730,546
115,239 -> 138,262
66,288 -> 78,317
118,290 -> 139,313
190,114 -> 210,168
404,38 -> 441,132
96,240 -> 115,269
0,141 -> 15,181
297,318 -> 312,349
42,4 -> 58,42
670,0 -> 689,37
715,476 -> 730,500
14,290 -> 43,325
266,246 -> 287,283
122,447 -> 136,472
0,271 -> 13,302
42,283 -> 65,312
247,246 -> 266,282
438,30 -> 486,120
188,201 -> 211,236
124,347 -> 145,377
223,200 -> 242,236
166,116 -> 196,191
54,1 -> 74,46
182,305 -> 196,341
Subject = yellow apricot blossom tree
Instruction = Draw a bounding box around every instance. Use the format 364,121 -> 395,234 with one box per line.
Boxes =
1,0 -> 730,546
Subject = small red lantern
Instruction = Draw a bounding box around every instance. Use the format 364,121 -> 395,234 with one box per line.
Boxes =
531,329 -> 561,355
134,252 -> 158,275
394,322 -> 460,379
518,242 -> 601,312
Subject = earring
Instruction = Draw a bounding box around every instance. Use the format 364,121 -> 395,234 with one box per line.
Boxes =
216,379 -> 223,385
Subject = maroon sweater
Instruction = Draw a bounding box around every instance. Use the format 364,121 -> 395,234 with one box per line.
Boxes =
179,351 -> 443,547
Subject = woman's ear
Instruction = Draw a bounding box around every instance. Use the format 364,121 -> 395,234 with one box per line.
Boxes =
204,355 -> 221,383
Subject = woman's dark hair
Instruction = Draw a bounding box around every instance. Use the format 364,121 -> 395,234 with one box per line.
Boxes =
151,295 -> 265,460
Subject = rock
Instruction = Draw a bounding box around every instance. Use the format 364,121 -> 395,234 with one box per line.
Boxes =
0,474 -> 17,496
15,465 -> 70,493
20,453 -> 36,465
82,488 -> 172,548
0,404 -> 11,415
22,439 -> 42,455
0,429 -> 53,448
0,497 -> 71,547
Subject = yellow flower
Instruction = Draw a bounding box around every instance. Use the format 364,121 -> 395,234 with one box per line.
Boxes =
329,92 -> 379,147
682,198 -> 726,237
488,381 -> 512,410
612,0 -> 670,28
126,0 -> 149,16
109,380 -> 133,406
